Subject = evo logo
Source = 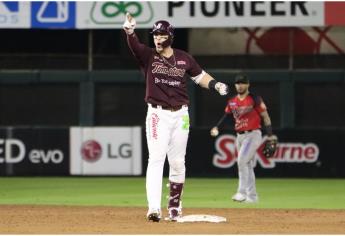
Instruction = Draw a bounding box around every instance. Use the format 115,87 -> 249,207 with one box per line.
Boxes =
0,139 -> 64,164
31,1 -> 76,28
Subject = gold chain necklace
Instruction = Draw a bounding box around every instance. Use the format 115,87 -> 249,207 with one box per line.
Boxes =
161,53 -> 176,67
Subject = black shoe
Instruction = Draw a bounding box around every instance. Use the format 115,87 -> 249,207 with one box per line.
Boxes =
147,212 -> 161,222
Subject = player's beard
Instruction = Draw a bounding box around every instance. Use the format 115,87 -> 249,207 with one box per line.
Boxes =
155,44 -> 164,53
237,88 -> 248,95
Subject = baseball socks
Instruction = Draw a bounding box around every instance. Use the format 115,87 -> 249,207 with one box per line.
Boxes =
167,181 -> 183,221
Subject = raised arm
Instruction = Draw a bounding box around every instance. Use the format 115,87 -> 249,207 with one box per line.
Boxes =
123,13 -> 151,66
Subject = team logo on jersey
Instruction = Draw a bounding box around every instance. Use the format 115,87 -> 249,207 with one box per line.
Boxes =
152,62 -> 185,77
232,106 -> 253,118
177,60 -> 186,65
154,56 -> 163,62
213,135 -> 319,169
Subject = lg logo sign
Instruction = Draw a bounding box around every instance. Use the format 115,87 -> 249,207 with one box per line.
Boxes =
81,140 -> 102,162
0,139 -> 64,164
81,140 -> 133,163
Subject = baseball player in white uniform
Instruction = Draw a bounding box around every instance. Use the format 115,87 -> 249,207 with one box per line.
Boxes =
123,13 -> 229,221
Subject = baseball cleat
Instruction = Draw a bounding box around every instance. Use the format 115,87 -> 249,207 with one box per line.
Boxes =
232,192 -> 246,202
165,208 -> 182,222
244,197 -> 258,203
147,209 -> 161,222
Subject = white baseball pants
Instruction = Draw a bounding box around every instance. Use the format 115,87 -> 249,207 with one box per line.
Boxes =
235,129 -> 262,199
145,104 -> 189,211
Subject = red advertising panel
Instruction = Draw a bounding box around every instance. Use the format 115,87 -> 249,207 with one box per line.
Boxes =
325,2 -> 345,25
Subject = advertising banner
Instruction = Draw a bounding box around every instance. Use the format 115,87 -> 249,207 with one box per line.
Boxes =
184,128 -> 345,178
0,127 -> 69,176
76,1 -> 155,29
2,1 -> 345,29
70,127 -> 142,175
0,1 -> 30,28
77,1 -> 324,28
31,1 -> 76,28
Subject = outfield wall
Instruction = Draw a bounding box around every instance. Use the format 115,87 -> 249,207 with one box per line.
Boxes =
183,128 -> 345,178
1,127 -> 344,177
1,70 -> 344,129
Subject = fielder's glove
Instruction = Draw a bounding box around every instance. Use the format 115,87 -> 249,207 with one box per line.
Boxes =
123,12 -> 136,35
262,135 -> 278,158
210,127 -> 219,137
215,82 -> 229,96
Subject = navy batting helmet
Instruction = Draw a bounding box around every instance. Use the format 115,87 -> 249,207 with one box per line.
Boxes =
151,20 -> 174,37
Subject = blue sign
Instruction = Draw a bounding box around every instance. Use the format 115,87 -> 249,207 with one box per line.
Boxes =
0,1 -> 21,26
31,1 -> 75,28
2,2 -> 19,12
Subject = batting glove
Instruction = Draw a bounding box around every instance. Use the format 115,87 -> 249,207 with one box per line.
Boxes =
210,127 -> 219,137
215,82 -> 229,96
123,12 -> 136,35
267,134 -> 278,141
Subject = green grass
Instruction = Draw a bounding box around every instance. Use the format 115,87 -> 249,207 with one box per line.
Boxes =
0,177 -> 344,209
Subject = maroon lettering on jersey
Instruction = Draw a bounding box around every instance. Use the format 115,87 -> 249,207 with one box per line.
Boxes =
225,95 -> 267,132
127,33 -> 202,107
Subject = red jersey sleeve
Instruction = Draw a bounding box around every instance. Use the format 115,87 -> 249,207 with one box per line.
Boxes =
254,96 -> 267,114
127,33 -> 152,68
225,99 -> 232,114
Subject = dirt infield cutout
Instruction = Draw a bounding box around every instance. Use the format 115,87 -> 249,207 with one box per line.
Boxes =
0,205 -> 344,234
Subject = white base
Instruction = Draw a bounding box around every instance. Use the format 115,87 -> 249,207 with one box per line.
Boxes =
176,214 -> 227,223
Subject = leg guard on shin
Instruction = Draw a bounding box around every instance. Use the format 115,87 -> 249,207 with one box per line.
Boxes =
167,181 -> 183,221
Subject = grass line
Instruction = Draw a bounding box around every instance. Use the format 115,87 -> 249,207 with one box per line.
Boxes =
0,177 -> 344,209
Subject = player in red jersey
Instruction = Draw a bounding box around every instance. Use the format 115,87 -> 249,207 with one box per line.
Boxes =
211,74 -> 277,203
123,13 -> 229,222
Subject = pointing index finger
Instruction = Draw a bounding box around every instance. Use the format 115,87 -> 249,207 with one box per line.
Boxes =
126,12 -> 133,22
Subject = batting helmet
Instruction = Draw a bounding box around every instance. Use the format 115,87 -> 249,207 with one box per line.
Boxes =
151,20 -> 174,47
151,20 -> 174,36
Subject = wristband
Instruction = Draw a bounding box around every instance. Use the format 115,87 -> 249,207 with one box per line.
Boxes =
208,80 -> 217,91
265,125 -> 273,136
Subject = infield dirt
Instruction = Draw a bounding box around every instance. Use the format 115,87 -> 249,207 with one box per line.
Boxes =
1,205 -> 344,234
